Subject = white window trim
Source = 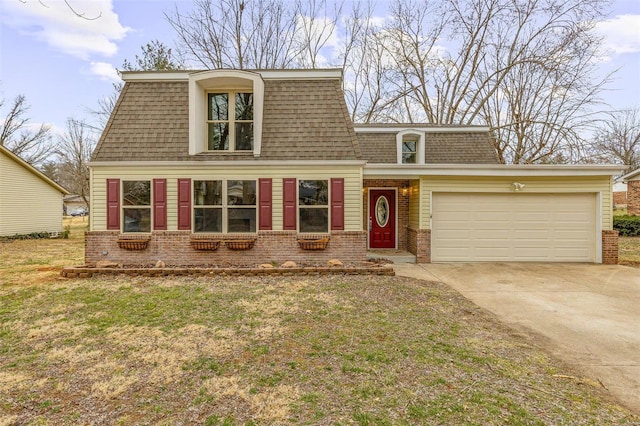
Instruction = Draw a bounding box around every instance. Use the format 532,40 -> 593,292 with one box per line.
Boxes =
206,91 -> 254,152
396,130 -> 425,165
122,180 -> 152,233
193,179 -> 258,234
297,179 -> 330,234
189,70 -> 264,157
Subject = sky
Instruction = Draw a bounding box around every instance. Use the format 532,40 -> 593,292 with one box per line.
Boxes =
0,0 -> 639,140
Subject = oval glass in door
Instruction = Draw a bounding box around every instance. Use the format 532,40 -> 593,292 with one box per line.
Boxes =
375,196 -> 389,227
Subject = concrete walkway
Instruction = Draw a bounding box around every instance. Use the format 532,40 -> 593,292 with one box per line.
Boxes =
393,262 -> 640,414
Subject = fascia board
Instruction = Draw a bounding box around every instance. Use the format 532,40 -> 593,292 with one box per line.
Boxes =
363,164 -> 627,177
620,167 -> 640,181
89,160 -> 366,168
354,126 -> 491,133
121,69 -> 343,82
122,72 -> 190,81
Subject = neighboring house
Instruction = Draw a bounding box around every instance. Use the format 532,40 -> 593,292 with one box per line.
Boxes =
64,194 -> 89,215
612,180 -> 627,208
87,69 -> 624,266
621,168 -> 640,215
0,145 -> 68,236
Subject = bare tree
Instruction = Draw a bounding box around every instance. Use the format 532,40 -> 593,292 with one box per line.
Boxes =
589,108 -> 640,169
55,119 -> 96,207
348,0 -> 610,163
166,0 -> 343,69
0,95 -> 52,166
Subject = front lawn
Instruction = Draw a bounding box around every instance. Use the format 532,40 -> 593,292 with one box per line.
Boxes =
619,236 -> 640,267
0,220 -> 637,424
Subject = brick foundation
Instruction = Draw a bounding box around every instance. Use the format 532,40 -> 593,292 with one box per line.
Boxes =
408,228 -> 431,263
85,230 -> 367,267
602,230 -> 619,265
627,181 -> 640,215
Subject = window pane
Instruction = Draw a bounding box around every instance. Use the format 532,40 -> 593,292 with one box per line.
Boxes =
299,208 -> 328,233
228,180 -> 256,205
194,180 -> 222,206
228,208 -> 256,232
299,180 -> 328,205
123,181 -> 150,206
402,141 -> 417,163
235,93 -> 253,120
403,152 -> 417,163
208,93 -> 228,120
235,122 -> 253,150
123,208 -> 151,232
194,208 -> 222,232
208,123 -> 229,150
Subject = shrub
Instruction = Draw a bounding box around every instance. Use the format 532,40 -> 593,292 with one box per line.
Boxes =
613,215 -> 640,237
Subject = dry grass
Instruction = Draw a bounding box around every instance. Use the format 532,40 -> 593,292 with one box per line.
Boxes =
619,236 -> 640,267
0,219 -> 638,425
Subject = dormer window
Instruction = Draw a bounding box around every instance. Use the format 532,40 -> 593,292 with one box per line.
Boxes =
189,70 -> 264,156
402,139 -> 418,163
396,130 -> 425,164
207,92 -> 254,151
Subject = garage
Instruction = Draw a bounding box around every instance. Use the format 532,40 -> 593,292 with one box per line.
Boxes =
431,192 -> 597,262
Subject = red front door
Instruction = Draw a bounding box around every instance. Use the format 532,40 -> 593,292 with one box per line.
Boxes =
369,189 -> 396,248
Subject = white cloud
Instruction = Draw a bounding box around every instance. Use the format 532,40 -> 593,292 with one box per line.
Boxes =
89,62 -> 120,81
3,0 -> 130,59
595,14 -> 640,56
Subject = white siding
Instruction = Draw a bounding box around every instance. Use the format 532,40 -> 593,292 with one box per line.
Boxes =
0,152 -> 64,236
90,165 -> 363,232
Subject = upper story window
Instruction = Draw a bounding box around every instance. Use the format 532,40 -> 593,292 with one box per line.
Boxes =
207,92 -> 254,151
189,70 -> 264,157
396,130 -> 425,164
402,139 -> 418,163
123,180 -> 151,232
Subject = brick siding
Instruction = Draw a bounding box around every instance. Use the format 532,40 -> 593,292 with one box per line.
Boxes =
601,230 -> 619,265
627,181 -> 640,215
85,230 -> 367,267
613,191 -> 627,207
408,228 -> 431,263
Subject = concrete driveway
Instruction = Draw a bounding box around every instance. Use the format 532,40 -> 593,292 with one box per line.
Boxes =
393,262 -> 640,414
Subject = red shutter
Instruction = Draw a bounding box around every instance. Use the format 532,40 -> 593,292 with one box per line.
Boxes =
153,179 -> 167,230
283,178 -> 297,231
330,178 -> 344,230
258,178 -> 272,230
177,178 -> 191,230
106,178 -> 120,230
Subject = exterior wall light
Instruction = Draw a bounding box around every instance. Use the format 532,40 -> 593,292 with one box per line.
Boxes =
512,182 -> 525,191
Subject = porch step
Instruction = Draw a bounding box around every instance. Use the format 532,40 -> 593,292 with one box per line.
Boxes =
367,250 -> 416,264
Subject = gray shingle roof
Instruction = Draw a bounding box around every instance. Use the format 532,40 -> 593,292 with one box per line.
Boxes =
91,71 -> 498,164
92,77 -> 361,162
357,131 -> 500,164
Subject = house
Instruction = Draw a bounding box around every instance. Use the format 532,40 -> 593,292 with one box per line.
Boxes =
621,168 -> 640,215
87,69 -> 624,266
0,145 -> 68,236
64,194 -> 89,215
612,180 -> 627,208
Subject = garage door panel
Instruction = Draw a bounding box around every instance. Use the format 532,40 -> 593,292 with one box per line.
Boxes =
432,193 -> 596,262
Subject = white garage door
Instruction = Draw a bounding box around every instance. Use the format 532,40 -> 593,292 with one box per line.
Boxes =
432,193 -> 597,262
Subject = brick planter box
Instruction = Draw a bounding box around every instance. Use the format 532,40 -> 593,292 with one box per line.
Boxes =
61,265 -> 395,279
